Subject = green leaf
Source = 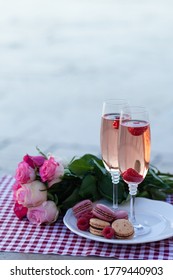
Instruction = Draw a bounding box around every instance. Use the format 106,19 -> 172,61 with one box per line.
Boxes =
61,188 -> 81,211
54,194 -> 59,205
47,193 -> 55,201
137,190 -> 150,198
80,154 -> 103,164
97,174 -> 112,201
79,174 -> 101,201
69,158 -> 94,176
47,193 -> 59,205
92,159 -> 107,176
149,188 -> 167,200
148,168 -> 166,184
36,146 -> 48,159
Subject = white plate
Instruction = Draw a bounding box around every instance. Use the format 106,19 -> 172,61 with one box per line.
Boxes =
63,198 -> 173,244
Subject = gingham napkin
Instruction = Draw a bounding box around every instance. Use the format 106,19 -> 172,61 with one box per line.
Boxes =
0,175 -> 173,259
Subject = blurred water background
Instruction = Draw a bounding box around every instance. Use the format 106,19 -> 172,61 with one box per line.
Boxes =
0,0 -> 173,174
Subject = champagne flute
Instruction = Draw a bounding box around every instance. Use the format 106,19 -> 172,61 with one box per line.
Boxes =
118,106 -> 151,235
100,99 -> 127,209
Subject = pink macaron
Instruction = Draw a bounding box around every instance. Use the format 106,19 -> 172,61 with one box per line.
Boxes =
72,199 -> 93,218
92,203 -> 116,222
114,210 -> 128,220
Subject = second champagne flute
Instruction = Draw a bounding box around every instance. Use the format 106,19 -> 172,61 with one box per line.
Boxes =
100,99 -> 127,209
118,106 -> 151,235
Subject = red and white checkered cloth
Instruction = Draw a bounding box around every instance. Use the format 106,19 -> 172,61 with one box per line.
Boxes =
0,175 -> 173,259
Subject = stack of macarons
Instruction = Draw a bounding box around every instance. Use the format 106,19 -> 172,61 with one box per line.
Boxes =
89,218 -> 111,237
72,199 -> 134,239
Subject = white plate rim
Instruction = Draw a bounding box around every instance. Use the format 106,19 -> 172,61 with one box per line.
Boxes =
63,197 -> 173,244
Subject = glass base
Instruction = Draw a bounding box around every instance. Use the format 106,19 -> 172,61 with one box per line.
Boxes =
133,223 -> 151,236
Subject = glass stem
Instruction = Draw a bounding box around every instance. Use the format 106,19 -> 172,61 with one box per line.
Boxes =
110,170 -> 120,209
128,184 -> 138,225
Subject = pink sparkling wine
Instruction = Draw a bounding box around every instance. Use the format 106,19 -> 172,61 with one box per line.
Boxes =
118,119 -> 151,183
100,113 -> 120,171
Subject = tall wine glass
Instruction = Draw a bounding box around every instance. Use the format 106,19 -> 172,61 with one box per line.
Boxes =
100,99 -> 128,209
118,106 -> 151,235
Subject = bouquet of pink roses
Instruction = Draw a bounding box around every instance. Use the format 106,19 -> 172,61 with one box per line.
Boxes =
13,150 -> 173,227
13,152 -> 64,225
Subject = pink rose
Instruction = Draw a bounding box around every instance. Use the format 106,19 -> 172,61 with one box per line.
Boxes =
23,154 -> 45,169
15,180 -> 47,207
15,161 -> 36,184
27,201 -> 59,225
48,162 -> 64,187
39,157 -> 64,186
